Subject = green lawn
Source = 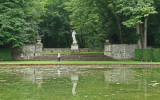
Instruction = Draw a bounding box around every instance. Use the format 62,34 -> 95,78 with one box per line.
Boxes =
0,60 -> 160,65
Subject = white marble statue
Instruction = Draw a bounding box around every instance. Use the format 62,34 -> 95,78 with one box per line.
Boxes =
72,30 -> 77,44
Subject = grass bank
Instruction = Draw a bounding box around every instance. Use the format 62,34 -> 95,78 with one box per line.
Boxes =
0,60 -> 160,65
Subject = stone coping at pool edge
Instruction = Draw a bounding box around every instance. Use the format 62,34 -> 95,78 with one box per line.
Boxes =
0,63 -> 160,67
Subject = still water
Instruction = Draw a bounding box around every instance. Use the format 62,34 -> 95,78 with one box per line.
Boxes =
0,65 -> 160,100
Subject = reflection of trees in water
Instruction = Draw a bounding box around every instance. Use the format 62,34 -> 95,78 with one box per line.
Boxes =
104,68 -> 135,83
20,67 -> 81,89
104,68 -> 155,100
22,68 -> 43,88
1,66 -> 160,100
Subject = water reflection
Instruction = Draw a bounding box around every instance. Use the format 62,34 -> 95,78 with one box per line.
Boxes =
104,68 -> 149,100
104,68 -> 135,83
71,74 -> 79,96
34,70 -> 43,88
0,66 -> 159,100
57,69 -> 61,76
22,68 -> 44,88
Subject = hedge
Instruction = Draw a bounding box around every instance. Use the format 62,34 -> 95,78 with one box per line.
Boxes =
153,49 -> 160,62
0,48 -> 12,60
142,49 -> 153,60
134,49 -> 143,61
135,48 -> 160,61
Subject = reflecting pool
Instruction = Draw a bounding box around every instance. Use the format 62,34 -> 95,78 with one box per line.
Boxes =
0,65 -> 160,100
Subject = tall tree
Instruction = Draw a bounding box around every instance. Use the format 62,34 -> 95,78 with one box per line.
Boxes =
65,0 -> 106,48
39,0 -> 71,48
147,0 -> 160,47
116,0 -> 157,48
0,0 -> 45,48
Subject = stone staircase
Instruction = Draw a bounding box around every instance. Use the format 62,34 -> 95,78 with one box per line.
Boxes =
33,53 -> 115,61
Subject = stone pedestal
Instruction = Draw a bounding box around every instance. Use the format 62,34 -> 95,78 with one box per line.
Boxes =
71,43 -> 79,54
104,44 -> 112,57
35,43 -> 43,57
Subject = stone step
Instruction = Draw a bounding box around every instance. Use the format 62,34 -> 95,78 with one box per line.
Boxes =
36,54 -> 109,59
42,54 -> 107,57
33,53 -> 115,61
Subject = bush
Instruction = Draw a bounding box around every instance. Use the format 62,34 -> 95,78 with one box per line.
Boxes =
0,48 -> 12,60
134,49 -> 143,61
153,49 -> 160,62
135,48 -> 160,61
142,49 -> 153,60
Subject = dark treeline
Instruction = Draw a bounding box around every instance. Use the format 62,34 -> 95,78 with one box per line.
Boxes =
0,0 -> 160,48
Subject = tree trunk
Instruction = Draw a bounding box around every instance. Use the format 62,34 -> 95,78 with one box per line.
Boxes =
143,17 -> 148,48
111,4 -> 123,44
117,16 -> 123,44
140,24 -> 144,48
136,23 -> 142,48
115,15 -> 123,44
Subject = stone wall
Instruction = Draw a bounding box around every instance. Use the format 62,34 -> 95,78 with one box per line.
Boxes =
104,44 -> 138,60
43,48 -> 103,52
12,43 -> 43,60
12,44 -> 36,60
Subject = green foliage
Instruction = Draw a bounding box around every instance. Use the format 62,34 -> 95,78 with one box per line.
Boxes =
0,0 -> 46,48
134,49 -> 143,61
153,49 -> 160,61
39,0 -> 71,48
148,0 -> 160,48
115,0 -> 157,48
116,0 -> 157,27
0,1 -> 27,47
135,48 -> 160,61
142,49 -> 153,60
0,48 -> 12,60
65,0 -> 107,48
0,0 -> 160,48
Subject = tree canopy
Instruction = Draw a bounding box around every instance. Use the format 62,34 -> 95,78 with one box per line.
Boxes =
0,0 -> 45,48
0,0 -> 160,48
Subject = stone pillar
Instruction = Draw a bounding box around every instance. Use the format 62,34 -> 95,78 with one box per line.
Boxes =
35,39 -> 43,57
71,43 -> 79,54
104,40 -> 112,57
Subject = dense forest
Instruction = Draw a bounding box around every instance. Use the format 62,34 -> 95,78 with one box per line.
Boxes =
0,0 -> 160,48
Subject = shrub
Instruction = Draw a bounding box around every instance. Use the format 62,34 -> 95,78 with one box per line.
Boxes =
142,49 -> 153,60
153,49 -> 160,62
135,48 -> 160,61
0,48 -> 12,60
134,49 -> 143,61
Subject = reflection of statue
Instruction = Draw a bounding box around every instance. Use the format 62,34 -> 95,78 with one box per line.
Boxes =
36,79 -> 43,88
23,69 -> 43,88
57,69 -> 61,76
72,30 -> 77,44
71,74 -> 78,96
34,70 -> 43,88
